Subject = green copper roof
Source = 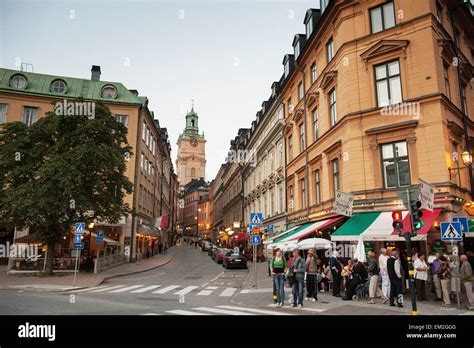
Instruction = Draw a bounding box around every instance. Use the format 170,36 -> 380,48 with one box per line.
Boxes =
0,68 -> 143,105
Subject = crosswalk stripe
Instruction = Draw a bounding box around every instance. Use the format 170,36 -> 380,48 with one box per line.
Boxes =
167,310 -> 211,316
73,286 -> 109,293
90,285 -> 126,293
196,290 -> 213,296
217,305 -> 293,315
192,307 -> 256,315
205,286 -> 218,290
142,313 -> 161,315
110,285 -> 144,293
131,285 -> 162,293
153,285 -> 180,294
219,287 -> 237,297
174,286 -> 199,296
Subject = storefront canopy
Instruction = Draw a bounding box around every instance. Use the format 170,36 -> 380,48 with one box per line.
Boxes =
276,217 -> 344,243
331,209 -> 441,242
263,225 -> 300,245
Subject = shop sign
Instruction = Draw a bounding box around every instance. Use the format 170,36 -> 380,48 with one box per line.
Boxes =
431,240 -> 446,254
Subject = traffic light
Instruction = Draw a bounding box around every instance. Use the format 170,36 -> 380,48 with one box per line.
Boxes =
392,211 -> 403,234
410,200 -> 424,233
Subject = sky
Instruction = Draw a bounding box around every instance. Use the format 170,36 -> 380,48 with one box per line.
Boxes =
0,0 -> 316,180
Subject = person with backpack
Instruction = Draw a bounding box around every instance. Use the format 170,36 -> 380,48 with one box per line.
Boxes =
271,249 -> 287,308
288,249 -> 306,308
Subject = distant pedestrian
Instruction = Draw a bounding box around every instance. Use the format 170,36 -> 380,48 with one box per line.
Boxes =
414,252 -> 429,301
367,251 -> 380,304
329,250 -> 342,297
341,259 -> 354,294
343,258 -> 368,301
460,254 -> 474,309
378,248 -> 390,303
387,250 -> 403,307
305,248 -> 318,302
271,249 -> 287,308
437,257 -> 451,308
288,249 -> 305,308
431,252 -> 443,301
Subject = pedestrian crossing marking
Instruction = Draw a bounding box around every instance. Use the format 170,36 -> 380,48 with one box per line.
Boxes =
167,310 -> 211,316
174,286 -> 199,296
205,286 -> 218,290
72,285 -> 109,293
219,287 -> 237,297
153,285 -> 180,294
110,285 -> 144,293
192,307 -> 256,315
130,285 -> 162,293
142,313 -> 161,315
197,290 -> 213,296
90,285 -> 126,293
218,305 -> 293,315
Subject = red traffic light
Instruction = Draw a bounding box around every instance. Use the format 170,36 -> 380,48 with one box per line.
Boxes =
392,211 -> 402,220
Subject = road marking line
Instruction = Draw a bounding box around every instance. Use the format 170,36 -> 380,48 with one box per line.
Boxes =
167,310 -> 211,316
240,288 -> 272,294
153,285 -> 180,294
210,272 -> 224,282
217,305 -> 293,315
90,285 -> 126,293
174,286 -> 199,296
201,282 -> 209,288
73,286 -> 109,293
196,290 -> 213,296
142,313 -> 161,315
193,307 -> 255,315
110,285 -> 145,293
299,307 -> 327,313
219,288 -> 237,297
205,286 -> 218,290
131,285 -> 162,293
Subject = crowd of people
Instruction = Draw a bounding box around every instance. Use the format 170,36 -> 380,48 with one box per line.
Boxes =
269,247 -> 474,310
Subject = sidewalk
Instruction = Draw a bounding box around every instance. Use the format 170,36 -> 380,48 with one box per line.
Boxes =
0,247 -> 176,292
237,261 -> 474,315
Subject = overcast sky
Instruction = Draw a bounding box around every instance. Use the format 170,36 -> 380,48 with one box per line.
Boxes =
1,0 -> 316,180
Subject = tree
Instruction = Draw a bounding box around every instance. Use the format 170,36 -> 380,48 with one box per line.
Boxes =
0,101 -> 133,274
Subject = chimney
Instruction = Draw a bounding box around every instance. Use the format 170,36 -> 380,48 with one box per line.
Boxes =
91,65 -> 101,81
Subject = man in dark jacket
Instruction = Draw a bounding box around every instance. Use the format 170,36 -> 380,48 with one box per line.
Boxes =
387,249 -> 403,307
343,258 -> 368,300
329,250 -> 342,297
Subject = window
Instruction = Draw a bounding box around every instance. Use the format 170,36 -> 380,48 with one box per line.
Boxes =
50,79 -> 67,94
370,1 -> 395,34
375,60 -> 402,106
115,114 -> 128,127
279,186 -> 284,213
320,0 -> 329,13
287,97 -> 292,115
329,89 -> 337,126
295,42 -> 301,60
141,152 -> 144,169
311,63 -> 317,83
0,104 -> 6,124
101,84 -> 117,99
327,38 -> 334,62
332,159 -> 340,192
146,127 -> 150,147
22,106 -> 37,126
461,83 -> 468,115
301,178 -> 306,209
289,185 -> 294,211
436,3 -> 443,24
10,74 -> 28,89
306,15 -> 313,37
298,82 -> 304,100
278,142 -> 283,167
315,170 -> 321,204
381,141 -> 410,188
313,108 -> 319,141
270,151 -> 274,172
142,122 -> 146,140
284,61 -> 290,78
299,124 -> 305,152
191,168 -> 196,177
444,63 -> 451,100
288,135 -> 293,161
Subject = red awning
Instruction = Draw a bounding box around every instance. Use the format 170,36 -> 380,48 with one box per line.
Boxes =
286,216 -> 345,241
231,232 -> 248,242
391,208 -> 442,236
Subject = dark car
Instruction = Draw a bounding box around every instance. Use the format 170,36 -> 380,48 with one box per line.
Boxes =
223,252 -> 247,269
212,248 -> 229,264
201,241 -> 212,252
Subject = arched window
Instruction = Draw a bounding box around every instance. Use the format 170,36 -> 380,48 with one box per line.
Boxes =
191,119 -> 195,127
191,168 -> 196,177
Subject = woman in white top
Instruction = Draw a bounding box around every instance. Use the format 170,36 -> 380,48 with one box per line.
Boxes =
378,248 -> 390,303
414,252 -> 429,301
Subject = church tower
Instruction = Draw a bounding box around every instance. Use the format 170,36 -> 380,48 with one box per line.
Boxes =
176,103 -> 206,190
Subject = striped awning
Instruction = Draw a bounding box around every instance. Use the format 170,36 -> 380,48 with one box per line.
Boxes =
278,217 -> 344,242
331,209 -> 442,242
263,225 -> 300,244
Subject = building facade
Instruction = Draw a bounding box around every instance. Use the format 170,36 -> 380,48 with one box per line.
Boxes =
181,178 -> 209,237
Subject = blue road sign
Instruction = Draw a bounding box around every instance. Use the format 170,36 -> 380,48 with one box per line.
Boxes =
453,217 -> 468,234
250,212 -> 263,226
75,222 -> 85,235
250,234 -> 261,245
267,225 -> 274,235
74,242 -> 85,249
441,222 -> 462,241
96,230 -> 104,244
73,233 -> 82,244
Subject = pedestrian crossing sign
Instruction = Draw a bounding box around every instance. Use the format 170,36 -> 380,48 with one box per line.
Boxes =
250,212 -> 263,226
75,222 -> 85,235
441,222 -> 462,241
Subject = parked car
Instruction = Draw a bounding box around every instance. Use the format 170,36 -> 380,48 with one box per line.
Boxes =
212,248 -> 230,264
201,241 -> 212,252
223,252 -> 247,269
208,245 -> 217,256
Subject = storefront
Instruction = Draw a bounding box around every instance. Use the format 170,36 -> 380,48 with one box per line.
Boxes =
136,224 -> 161,259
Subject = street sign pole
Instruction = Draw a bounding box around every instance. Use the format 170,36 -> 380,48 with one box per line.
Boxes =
253,243 -> 257,288
73,248 -> 81,286
451,241 -> 461,310
405,188 -> 418,316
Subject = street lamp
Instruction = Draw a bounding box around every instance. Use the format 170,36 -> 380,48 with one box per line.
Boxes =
462,150 -> 473,166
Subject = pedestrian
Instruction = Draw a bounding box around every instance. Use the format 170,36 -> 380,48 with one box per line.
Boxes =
414,252 -> 429,301
387,249 -> 403,307
329,250 -> 342,297
271,249 -> 287,308
460,254 -> 474,309
431,252 -> 443,301
341,259 -> 353,294
411,247 -> 419,262
367,251 -> 380,304
194,239 -> 197,249
466,251 -> 474,270
437,257 -> 451,308
378,248 -> 390,304
305,248 -> 318,302
343,258 -> 368,301
316,258 -> 330,292
288,249 -> 305,308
